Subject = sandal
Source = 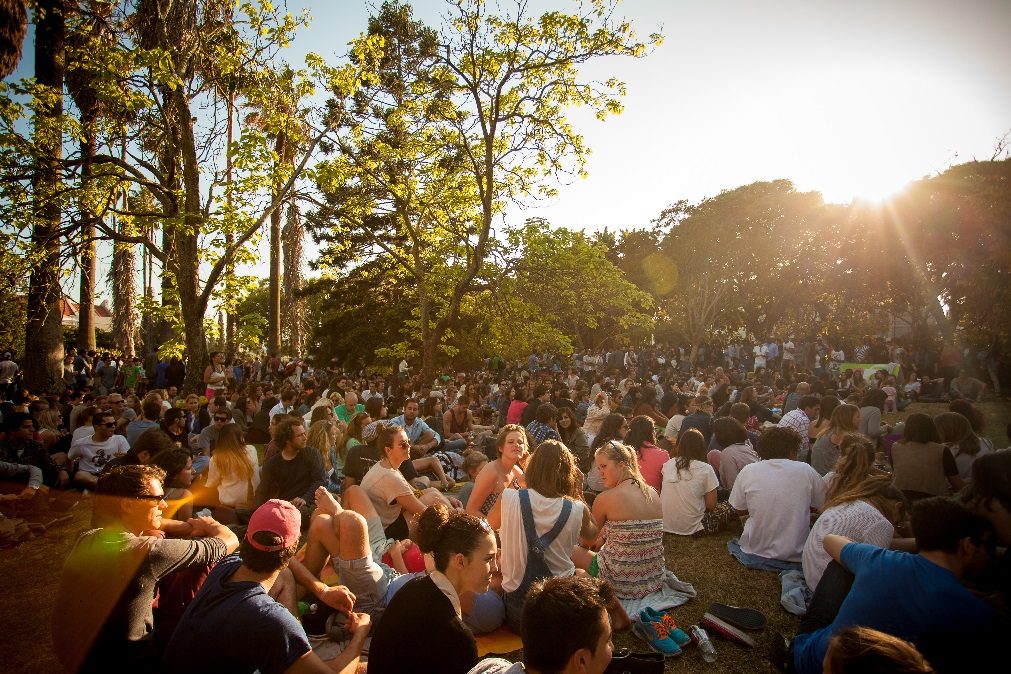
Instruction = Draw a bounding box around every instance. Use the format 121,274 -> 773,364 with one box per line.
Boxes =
707,602 -> 767,631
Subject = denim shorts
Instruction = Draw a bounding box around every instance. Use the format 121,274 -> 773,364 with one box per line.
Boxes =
334,553 -> 400,619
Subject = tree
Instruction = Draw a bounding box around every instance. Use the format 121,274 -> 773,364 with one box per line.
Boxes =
0,0 -> 27,78
23,0 -> 68,391
311,0 -> 659,379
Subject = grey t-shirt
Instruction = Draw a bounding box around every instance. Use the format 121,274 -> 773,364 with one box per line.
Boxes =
467,659 -> 526,674
54,528 -> 228,672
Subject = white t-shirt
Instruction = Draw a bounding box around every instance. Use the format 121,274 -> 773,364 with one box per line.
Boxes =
68,434 -> 131,474
802,500 -> 894,591
663,414 -> 686,441
205,445 -> 261,507
499,489 -> 585,593
782,341 -> 795,361
360,462 -> 414,528
753,345 -> 768,368
729,459 -> 826,562
660,459 -> 719,535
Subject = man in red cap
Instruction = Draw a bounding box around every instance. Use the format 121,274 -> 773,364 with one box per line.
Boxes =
162,499 -> 371,674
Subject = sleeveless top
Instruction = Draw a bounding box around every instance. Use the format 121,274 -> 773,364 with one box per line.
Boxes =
448,408 -> 469,435
595,519 -> 667,599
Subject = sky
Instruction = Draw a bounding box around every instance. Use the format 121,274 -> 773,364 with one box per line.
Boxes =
281,0 -> 1011,230
10,0 -> 1011,298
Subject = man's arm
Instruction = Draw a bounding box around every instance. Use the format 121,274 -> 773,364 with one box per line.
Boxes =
822,534 -> 853,564
286,612 -> 371,674
287,557 -> 355,613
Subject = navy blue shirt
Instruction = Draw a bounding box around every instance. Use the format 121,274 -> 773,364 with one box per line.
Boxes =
162,554 -> 311,674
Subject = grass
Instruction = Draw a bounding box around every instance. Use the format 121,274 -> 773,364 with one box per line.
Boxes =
2,400 -> 1007,673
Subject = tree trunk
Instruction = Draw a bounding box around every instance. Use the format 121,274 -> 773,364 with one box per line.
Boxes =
224,88 -> 236,357
110,231 -> 136,358
77,122 -> 96,351
0,0 -> 28,79
281,199 -> 304,356
23,0 -> 66,392
267,132 -> 286,355
419,281 -> 433,383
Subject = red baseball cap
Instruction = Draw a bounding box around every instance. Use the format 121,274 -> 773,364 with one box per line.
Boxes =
246,499 -> 301,551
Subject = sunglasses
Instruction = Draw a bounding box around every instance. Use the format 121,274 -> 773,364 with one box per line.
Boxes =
100,422 -> 117,428
214,417 -> 228,422
127,493 -> 166,503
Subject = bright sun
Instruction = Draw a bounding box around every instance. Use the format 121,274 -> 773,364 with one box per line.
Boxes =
806,162 -> 914,205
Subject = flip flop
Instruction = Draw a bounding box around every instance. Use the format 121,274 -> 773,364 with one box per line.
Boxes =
707,602 -> 767,631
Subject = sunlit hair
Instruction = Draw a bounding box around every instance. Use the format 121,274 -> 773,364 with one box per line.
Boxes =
35,408 -> 62,432
826,433 -> 881,503
595,440 -> 654,502
496,424 -> 527,452
307,419 -> 340,473
211,423 -> 255,483
462,450 -> 489,477
823,626 -> 934,674
526,440 -> 581,500
933,412 -> 978,458
93,464 -> 167,527
823,473 -> 905,520
416,504 -> 492,572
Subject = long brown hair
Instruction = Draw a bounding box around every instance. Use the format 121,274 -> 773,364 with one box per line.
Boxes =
211,423 -> 255,482
823,473 -> 905,517
826,433 -> 882,503
307,419 -> 340,472
933,412 -> 978,458
526,440 -> 581,500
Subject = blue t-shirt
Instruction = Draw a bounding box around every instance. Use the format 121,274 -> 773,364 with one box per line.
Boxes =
162,554 -> 311,674
793,543 -> 995,674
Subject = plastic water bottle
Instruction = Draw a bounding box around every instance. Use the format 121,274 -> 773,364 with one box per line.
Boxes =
690,624 -> 717,663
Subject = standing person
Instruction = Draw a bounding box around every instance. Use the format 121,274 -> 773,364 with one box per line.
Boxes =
203,351 -> 229,401
0,351 -> 19,399
162,499 -> 371,674
367,505 -> 497,674
728,427 -> 827,570
68,411 -> 131,488
53,465 -> 237,674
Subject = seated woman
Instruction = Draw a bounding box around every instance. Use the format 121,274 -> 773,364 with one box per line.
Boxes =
306,419 -> 343,494
890,413 -> 962,502
204,422 -> 260,521
810,404 -> 861,476
359,424 -> 461,542
581,391 -> 611,447
802,475 -> 904,593
367,505 -> 497,674
499,440 -> 597,632
151,447 -> 196,521
807,395 -> 840,448
712,416 -> 759,491
661,428 -> 720,536
584,413 -> 628,497
824,433 -> 887,502
623,415 -> 669,493
556,406 -> 590,471
934,411 -> 993,483
857,389 -> 888,445
629,387 -> 669,427
465,424 -> 528,528
574,441 -> 666,602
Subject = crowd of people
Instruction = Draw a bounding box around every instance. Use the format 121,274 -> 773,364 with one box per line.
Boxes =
0,335 -> 1007,673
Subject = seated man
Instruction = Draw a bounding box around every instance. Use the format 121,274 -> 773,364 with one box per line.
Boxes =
162,499 -> 371,674
466,576 -> 617,674
255,416 -> 325,519
728,427 -> 826,570
0,411 -> 69,493
53,464 -> 237,673
791,497 -> 997,674
68,410 -> 132,488
949,370 -> 986,402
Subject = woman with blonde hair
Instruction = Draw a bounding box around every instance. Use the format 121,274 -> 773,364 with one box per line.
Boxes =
466,424 -> 529,529
205,422 -> 260,519
810,404 -> 861,476
307,418 -> 343,493
574,440 -> 667,600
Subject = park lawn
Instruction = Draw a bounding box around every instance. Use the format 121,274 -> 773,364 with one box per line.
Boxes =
2,401 -> 1007,674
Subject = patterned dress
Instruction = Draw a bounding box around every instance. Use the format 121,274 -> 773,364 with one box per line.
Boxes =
595,519 -> 667,599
